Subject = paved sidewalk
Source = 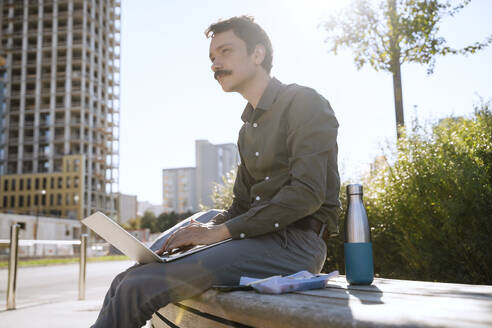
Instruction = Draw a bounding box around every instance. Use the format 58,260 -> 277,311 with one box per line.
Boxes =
1,298 -> 104,328
0,260 -> 139,328
1,297 -> 152,328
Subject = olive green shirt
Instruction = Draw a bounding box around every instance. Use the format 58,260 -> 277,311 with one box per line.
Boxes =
213,77 -> 341,239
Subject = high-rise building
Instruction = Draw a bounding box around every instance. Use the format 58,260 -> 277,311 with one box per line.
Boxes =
162,140 -> 239,213
196,140 -> 239,209
0,55 -> 6,142
0,1 -> 121,219
114,192 -> 137,224
162,167 -> 196,213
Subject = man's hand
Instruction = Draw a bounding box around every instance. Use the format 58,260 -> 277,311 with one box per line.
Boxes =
155,221 -> 231,256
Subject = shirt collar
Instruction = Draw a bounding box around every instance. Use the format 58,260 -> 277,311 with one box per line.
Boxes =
241,77 -> 282,123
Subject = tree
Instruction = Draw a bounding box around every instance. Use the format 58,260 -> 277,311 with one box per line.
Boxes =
122,217 -> 141,230
156,211 -> 193,232
323,0 -> 491,139
140,211 -> 157,232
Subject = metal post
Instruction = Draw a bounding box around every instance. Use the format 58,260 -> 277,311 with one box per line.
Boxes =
34,211 -> 39,256
7,224 -> 20,310
78,234 -> 88,300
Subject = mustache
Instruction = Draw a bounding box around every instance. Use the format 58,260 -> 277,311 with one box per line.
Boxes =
214,70 -> 232,80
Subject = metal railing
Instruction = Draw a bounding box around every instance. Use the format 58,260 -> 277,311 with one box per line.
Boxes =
1,224 -> 88,310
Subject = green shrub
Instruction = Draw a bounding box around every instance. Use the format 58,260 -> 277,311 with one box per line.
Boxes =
208,167 -> 237,210
363,103 -> 492,284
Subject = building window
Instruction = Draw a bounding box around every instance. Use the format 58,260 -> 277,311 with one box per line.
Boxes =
3,179 -> 8,191
3,196 -> 7,207
66,177 -> 71,188
42,177 -> 47,189
27,195 -> 31,207
51,177 -> 54,189
11,179 -> 16,191
10,196 -> 15,207
41,193 -> 46,206
19,195 -> 24,207
34,194 -> 39,206
74,176 -> 79,188
35,178 -> 39,190
50,194 -> 54,206
58,177 -> 63,188
19,179 -> 24,191
27,178 -> 32,190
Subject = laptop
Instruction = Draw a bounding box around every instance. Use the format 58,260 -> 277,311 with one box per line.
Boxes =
81,210 -> 231,264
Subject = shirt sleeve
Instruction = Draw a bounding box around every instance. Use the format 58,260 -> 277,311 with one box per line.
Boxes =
210,146 -> 253,225
225,88 -> 339,239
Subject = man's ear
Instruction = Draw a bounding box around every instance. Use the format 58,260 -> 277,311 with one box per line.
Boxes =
253,44 -> 266,66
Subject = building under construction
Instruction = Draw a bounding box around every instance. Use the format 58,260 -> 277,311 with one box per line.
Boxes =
0,0 -> 121,220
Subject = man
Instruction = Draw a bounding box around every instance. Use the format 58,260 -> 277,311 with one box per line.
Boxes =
91,16 -> 340,328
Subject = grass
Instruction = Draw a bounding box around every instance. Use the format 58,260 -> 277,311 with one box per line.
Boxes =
0,255 -> 129,269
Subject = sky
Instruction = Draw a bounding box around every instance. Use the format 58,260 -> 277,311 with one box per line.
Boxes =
118,0 -> 492,205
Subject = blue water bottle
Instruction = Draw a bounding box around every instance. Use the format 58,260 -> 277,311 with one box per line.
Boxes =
344,184 -> 374,285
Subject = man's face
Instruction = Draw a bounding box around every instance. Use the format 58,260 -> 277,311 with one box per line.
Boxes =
209,30 -> 258,92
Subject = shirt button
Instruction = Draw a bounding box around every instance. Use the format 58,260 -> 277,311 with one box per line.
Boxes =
253,123 -> 258,128
239,233 -> 245,239
255,152 -> 259,157
256,196 -> 261,201
274,223 -> 279,228
265,176 -> 270,180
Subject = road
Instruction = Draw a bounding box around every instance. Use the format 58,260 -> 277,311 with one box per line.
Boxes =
0,260 -> 133,309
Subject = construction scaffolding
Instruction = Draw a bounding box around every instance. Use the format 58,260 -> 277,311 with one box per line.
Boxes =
0,0 -> 121,219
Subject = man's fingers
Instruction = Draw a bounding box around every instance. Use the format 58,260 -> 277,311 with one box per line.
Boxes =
158,231 -> 178,254
156,238 -> 170,255
155,224 -> 201,256
189,218 -> 201,226
166,234 -> 189,251
167,226 -> 198,251
161,226 -> 188,253
164,232 -> 178,251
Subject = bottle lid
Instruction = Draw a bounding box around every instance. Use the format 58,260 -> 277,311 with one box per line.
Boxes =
346,184 -> 363,195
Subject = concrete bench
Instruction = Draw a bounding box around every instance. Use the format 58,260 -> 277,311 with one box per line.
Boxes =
151,275 -> 492,328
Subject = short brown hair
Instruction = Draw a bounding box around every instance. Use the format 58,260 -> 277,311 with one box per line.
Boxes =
205,16 -> 273,74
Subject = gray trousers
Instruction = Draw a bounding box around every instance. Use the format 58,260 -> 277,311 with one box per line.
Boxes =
91,213 -> 327,328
